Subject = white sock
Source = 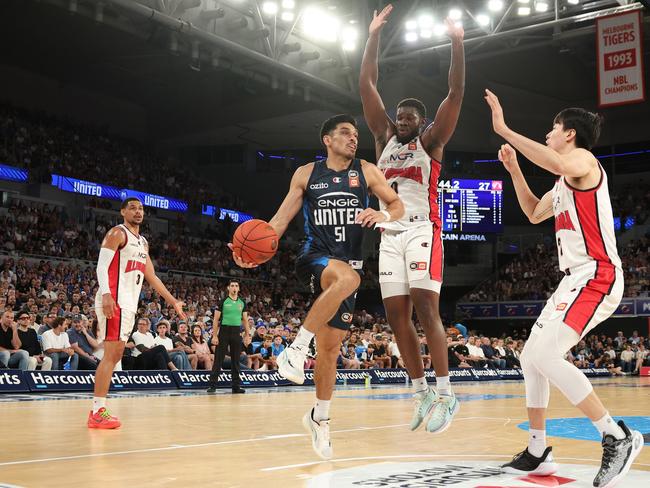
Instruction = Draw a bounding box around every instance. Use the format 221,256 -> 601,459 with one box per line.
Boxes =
436,375 -> 452,396
292,327 -> 315,349
528,429 -> 546,457
92,396 -> 106,414
593,413 -> 626,440
313,399 -> 331,422
412,377 -> 428,393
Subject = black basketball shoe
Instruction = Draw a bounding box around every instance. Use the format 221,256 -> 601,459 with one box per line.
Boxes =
501,446 -> 558,476
593,420 -> 644,488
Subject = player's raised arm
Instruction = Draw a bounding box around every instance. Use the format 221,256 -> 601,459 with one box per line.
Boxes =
421,18 -> 465,158
96,226 -> 126,320
499,144 -> 553,224
360,4 -> 397,151
356,161 -> 404,227
268,163 -> 311,238
485,89 -> 596,178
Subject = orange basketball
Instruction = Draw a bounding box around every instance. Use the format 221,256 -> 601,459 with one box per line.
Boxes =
231,219 -> 279,265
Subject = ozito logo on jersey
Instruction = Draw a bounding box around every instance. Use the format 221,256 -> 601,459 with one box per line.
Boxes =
348,170 -> 360,188
409,261 -> 427,271
125,260 -> 146,273
309,182 -> 329,190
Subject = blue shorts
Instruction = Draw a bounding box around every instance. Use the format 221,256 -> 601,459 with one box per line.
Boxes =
295,254 -> 359,331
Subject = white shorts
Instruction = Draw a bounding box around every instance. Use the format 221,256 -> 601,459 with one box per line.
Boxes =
531,261 -> 623,341
378,224 -> 443,298
96,306 -> 136,342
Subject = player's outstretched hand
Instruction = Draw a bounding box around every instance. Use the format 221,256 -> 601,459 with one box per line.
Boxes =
498,144 -> 519,173
356,208 -> 388,228
369,4 -> 393,36
484,89 -> 509,136
173,300 -> 187,321
445,17 -> 464,41
227,243 -> 258,268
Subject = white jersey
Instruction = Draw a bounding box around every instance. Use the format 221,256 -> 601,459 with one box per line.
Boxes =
552,165 -> 621,274
376,135 -> 441,231
95,224 -> 148,313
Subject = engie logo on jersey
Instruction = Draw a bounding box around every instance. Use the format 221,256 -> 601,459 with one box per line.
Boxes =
348,170 -> 360,188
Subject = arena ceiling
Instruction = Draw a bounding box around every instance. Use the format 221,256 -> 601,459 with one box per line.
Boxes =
1,0 -> 649,153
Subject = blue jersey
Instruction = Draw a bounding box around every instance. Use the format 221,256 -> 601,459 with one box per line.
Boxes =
299,158 -> 369,264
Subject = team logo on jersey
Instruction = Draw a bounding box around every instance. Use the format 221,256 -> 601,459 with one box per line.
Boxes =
408,142 -> 417,150
341,313 -> 353,323
555,210 -> 576,232
384,167 -> 423,184
124,260 -> 146,273
556,303 -> 568,311
409,261 -> 427,271
389,152 -> 415,162
333,177 -> 342,183
348,170 -> 360,188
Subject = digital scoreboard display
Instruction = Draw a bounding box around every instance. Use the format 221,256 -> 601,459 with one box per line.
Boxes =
437,179 -> 503,233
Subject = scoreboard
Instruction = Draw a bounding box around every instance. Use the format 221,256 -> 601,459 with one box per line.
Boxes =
437,179 -> 503,233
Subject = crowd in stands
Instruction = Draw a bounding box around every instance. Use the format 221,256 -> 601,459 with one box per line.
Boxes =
0,103 -> 241,210
611,181 -> 650,228
465,237 -> 650,302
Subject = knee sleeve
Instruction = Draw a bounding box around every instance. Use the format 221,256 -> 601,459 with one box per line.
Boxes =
521,335 -> 550,408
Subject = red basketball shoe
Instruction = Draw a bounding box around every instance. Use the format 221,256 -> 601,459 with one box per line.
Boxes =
87,407 -> 121,429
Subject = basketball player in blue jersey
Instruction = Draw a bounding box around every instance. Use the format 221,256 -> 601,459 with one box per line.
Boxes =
359,4 -> 465,434
231,114 -> 403,459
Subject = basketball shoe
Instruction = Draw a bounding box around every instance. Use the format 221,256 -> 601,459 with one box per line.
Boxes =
425,392 -> 459,434
501,446 -> 558,476
277,344 -> 307,385
410,386 -> 438,431
593,420 -> 644,488
302,408 -> 333,460
87,408 -> 121,429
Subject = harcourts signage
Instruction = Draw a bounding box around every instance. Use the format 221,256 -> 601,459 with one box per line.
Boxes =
26,371 -> 97,391
0,370 -> 30,392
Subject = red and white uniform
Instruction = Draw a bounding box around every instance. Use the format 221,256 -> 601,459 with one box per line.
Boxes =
377,135 -> 443,295
95,225 -> 148,341
534,166 -> 623,338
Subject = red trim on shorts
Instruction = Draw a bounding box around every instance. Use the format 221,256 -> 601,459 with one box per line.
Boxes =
106,305 -> 122,341
563,263 -> 616,334
427,158 -> 442,225
428,223 -> 443,283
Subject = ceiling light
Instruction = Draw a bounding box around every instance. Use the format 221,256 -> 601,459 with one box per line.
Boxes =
517,0 -> 530,3
476,13 -> 490,27
420,29 -> 432,38
303,8 -> 341,42
517,6 -> 531,15
342,41 -> 356,51
433,23 -> 447,36
405,19 -> 417,30
567,0 -> 579,4
341,27 -> 358,42
418,14 -> 434,28
488,0 -> 504,11
262,2 -> 278,15
535,1 -> 549,12
281,11 -> 294,22
449,8 -> 462,20
405,32 -> 418,42
281,0 -> 294,9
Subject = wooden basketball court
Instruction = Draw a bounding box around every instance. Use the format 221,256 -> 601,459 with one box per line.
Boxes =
1,377 -> 648,487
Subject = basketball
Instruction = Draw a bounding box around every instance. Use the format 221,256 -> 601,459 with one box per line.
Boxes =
231,219 -> 279,265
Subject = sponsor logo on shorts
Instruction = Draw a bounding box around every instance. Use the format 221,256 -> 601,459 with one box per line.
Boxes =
309,182 -> 329,190
409,261 -> 427,271
341,313 -> 353,323
348,170 -> 360,188
379,271 -> 393,276
556,302 -> 568,311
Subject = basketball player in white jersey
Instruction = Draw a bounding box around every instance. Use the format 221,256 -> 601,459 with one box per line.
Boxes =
88,197 -> 186,429
485,91 -> 643,487
359,4 -> 464,434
